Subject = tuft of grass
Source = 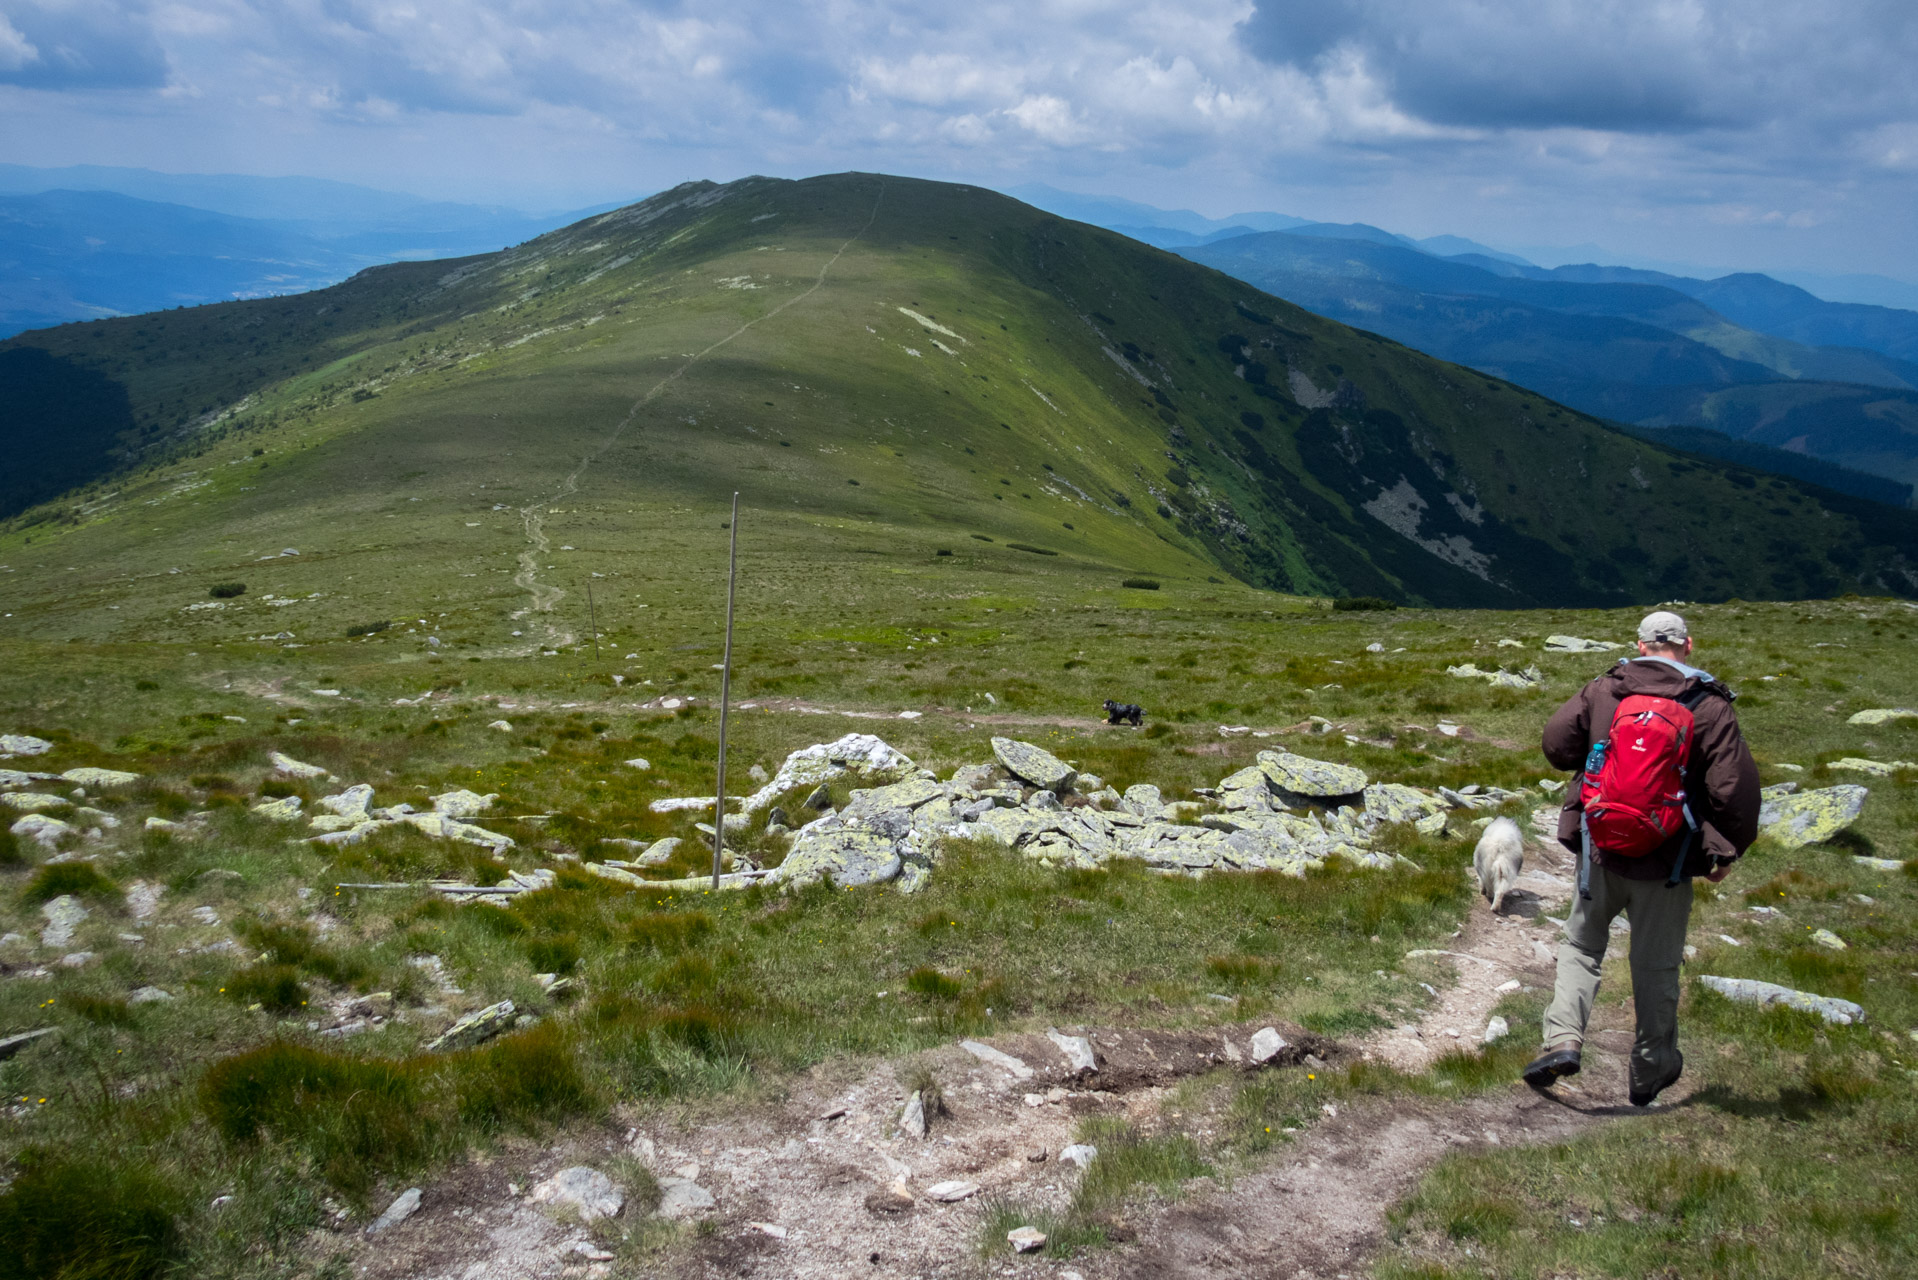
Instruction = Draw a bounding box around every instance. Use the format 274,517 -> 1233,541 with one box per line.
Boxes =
208,582 -> 246,599
221,964 -> 311,1013
68,994 -> 135,1026
200,1043 -> 436,1194
1071,1117 -> 1210,1215
0,823 -> 22,867
906,965 -> 962,1000
449,1022 -> 595,1132
0,1149 -> 184,1280
898,1058 -> 948,1122
974,1196 -> 1108,1259
23,861 -> 118,903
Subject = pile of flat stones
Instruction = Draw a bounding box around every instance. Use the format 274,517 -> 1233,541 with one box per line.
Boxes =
754,733 -> 1532,893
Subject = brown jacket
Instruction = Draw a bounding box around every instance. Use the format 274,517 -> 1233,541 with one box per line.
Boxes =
1543,656 -> 1761,879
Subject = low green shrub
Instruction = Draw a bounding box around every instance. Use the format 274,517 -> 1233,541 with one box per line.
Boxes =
208,582 -> 246,599
0,1149 -> 184,1280
1007,543 -> 1058,556
1121,577 -> 1160,590
1332,595 -> 1397,611
346,620 -> 391,637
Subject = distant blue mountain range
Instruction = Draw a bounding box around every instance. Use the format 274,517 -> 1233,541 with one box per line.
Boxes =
0,164 -> 622,337
1007,183 -> 1918,505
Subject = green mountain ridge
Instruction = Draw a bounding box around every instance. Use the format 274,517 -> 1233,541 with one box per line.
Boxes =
3,172 -> 1916,630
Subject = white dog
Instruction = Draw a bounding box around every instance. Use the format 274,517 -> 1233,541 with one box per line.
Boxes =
1473,816 -> 1525,913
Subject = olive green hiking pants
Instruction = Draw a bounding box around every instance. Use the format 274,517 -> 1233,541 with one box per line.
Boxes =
1541,863 -> 1694,1095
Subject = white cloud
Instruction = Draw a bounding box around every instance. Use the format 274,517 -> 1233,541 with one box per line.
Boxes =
0,16 -> 38,70
0,0 -> 1911,276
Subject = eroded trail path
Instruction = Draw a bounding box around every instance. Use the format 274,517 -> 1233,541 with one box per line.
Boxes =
511,181 -> 888,648
316,822 -> 1681,1280
1104,820 -> 1701,1280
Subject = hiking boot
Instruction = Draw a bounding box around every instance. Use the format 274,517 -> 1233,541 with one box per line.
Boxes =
1522,1046 -> 1582,1089
1630,1052 -> 1684,1107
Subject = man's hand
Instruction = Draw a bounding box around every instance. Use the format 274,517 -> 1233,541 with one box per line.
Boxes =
1705,860 -> 1736,883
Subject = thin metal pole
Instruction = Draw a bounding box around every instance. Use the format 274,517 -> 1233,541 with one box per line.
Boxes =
712,493 -> 740,891
586,580 -> 599,664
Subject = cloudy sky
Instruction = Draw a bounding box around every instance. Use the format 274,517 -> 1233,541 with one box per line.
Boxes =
2,0 -> 1915,277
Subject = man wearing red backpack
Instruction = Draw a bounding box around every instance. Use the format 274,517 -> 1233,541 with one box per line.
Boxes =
1522,610 -> 1760,1105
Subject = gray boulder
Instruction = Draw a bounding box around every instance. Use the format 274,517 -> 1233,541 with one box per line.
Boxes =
1758,784 -> 1867,849
1363,783 -> 1445,825
1257,749 -> 1368,799
780,824 -> 904,888
991,737 -> 1076,791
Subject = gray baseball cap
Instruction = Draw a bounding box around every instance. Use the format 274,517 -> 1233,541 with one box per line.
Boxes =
1638,610 -> 1689,644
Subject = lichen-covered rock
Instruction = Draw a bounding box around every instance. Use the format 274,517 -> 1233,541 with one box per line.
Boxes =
250,795 -> 305,822
60,767 -> 140,788
1257,749 -> 1368,798
1810,928 -> 1847,951
1758,784 -> 1867,848
1698,976 -> 1865,1025
1363,783 -> 1445,825
430,789 -> 497,818
40,894 -> 90,947
0,734 -> 53,758
1215,765 -> 1277,813
991,737 -> 1076,791
400,812 -> 514,852
850,777 -> 946,812
13,813 -> 73,847
317,784 -> 375,819
779,824 -> 904,887
1845,708 -> 1918,726
656,1177 -> 716,1219
1827,757 -> 1915,777
740,733 -> 914,813
3,792 -> 67,812
427,1000 -> 516,1051
1119,784 -> 1165,819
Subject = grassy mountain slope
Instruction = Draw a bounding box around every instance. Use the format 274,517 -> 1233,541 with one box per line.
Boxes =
3,173 -> 1917,629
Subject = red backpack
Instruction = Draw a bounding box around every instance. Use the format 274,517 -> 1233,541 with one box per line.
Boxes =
1578,688 -> 1708,892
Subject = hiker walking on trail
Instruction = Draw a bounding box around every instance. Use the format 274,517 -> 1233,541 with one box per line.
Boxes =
1522,610 -> 1761,1105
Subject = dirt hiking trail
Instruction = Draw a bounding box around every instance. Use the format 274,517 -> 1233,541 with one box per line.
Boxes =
313,823 -> 1682,1280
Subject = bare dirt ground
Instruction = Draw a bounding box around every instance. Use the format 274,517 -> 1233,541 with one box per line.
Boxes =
312,817 -> 1674,1280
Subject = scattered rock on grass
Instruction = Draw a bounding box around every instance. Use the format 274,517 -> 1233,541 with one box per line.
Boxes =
60,768 -> 140,788
12,813 -> 73,847
1846,708 -> 1918,726
0,734 -> 53,758
365,1187 -> 421,1236
1059,1145 -> 1097,1170
40,895 -> 88,948
250,795 -> 304,822
960,1039 -> 1034,1080
0,1028 -> 58,1061
1757,784 -> 1867,848
1699,976 -> 1865,1024
269,751 -> 330,779
1811,929 -> 1847,950
1543,635 -> 1621,653
426,1000 -> 516,1051
530,1167 -> 625,1222
1249,1027 -> 1288,1064
1008,1226 -> 1048,1253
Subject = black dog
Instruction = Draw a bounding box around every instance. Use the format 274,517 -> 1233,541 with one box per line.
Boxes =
1103,699 -> 1144,727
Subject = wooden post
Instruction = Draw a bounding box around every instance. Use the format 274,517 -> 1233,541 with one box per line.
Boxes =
712,493 -> 740,891
586,579 -> 600,664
